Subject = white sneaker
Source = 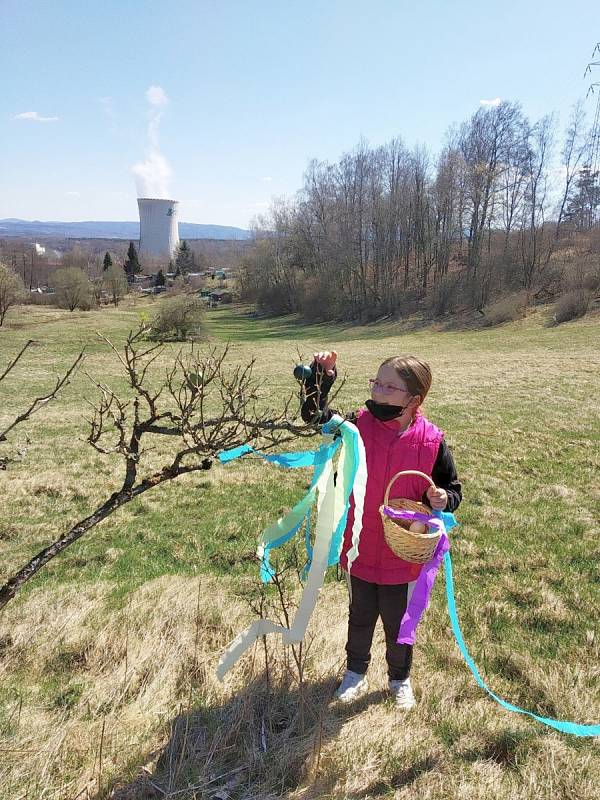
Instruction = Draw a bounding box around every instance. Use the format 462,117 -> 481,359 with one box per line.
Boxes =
389,678 -> 416,710
334,670 -> 368,702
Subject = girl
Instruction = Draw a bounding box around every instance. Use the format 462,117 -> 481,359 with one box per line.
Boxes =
300,351 -> 462,709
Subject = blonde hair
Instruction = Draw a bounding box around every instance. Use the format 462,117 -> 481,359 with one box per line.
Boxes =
380,355 -> 432,402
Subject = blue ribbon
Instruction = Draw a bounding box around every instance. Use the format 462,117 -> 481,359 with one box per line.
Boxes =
444,550 -> 600,737
218,442 -> 337,469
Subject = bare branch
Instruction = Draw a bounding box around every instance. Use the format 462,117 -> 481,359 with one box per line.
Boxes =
0,350 -> 85,444
0,325 -> 321,608
0,340 -> 35,385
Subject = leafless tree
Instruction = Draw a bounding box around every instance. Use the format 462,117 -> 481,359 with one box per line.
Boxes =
0,262 -> 26,326
103,262 -> 128,307
0,326 -> 335,610
431,145 -> 463,279
519,115 -> 556,291
556,102 -> 591,238
459,102 -> 525,277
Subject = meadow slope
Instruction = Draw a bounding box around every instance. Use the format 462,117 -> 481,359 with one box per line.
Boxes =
0,300 -> 599,799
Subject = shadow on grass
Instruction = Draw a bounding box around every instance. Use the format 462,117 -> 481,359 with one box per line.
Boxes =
107,674 -> 399,800
345,754 -> 440,798
459,728 -> 536,770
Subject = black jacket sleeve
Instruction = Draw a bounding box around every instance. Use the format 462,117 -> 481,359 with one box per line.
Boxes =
424,439 -> 462,512
299,362 -> 337,424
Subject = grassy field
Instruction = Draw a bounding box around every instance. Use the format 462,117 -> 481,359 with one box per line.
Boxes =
0,298 -> 599,799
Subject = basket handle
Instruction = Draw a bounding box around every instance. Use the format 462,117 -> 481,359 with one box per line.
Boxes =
383,470 -> 436,507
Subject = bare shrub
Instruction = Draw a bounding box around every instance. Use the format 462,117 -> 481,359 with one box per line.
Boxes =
588,225 -> 600,255
481,291 -> 528,327
530,262 -> 564,302
256,282 -> 294,316
582,269 -> 600,294
392,286 -> 423,318
552,290 -> 591,325
424,273 -> 464,318
167,276 -> 186,295
149,295 -> 206,340
27,292 -> 55,306
297,275 -> 340,322
0,328 -> 318,608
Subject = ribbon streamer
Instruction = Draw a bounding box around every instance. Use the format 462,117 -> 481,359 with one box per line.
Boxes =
216,415 -> 366,680
395,509 -> 456,645
444,550 -> 600,737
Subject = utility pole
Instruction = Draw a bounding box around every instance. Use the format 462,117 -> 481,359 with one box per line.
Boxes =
585,42 -> 600,225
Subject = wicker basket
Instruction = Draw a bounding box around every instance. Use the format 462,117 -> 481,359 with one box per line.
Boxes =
380,470 -> 441,564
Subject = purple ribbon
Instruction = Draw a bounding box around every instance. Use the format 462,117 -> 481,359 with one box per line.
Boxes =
382,507 -> 443,531
380,506 -> 449,644
396,523 -> 450,646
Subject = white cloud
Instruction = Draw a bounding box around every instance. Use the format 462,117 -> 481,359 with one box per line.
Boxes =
66,191 -> 81,196
261,176 -> 273,182
479,98 -> 502,107
146,85 -> 168,107
13,111 -> 59,122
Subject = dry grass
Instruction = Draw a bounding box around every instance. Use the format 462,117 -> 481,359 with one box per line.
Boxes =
1,301 -> 599,799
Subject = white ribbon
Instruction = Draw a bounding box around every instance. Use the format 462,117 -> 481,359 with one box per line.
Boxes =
216,416 -> 366,681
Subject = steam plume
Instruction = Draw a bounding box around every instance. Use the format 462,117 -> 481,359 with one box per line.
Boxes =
132,86 -> 172,198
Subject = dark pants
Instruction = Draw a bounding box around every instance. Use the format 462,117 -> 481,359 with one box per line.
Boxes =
346,575 -> 413,681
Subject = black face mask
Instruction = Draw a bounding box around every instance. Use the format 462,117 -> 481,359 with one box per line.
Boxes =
365,398 -> 406,421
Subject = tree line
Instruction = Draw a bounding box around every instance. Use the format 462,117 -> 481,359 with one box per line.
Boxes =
240,101 -> 600,322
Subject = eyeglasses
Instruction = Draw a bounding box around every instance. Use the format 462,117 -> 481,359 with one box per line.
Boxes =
368,378 -> 410,395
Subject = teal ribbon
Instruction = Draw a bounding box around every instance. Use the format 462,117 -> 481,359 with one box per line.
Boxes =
218,442 -> 336,469
444,550 -> 600,737
322,417 -> 361,568
218,437 -> 342,581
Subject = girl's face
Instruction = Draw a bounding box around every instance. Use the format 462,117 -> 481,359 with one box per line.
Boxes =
370,364 -> 413,406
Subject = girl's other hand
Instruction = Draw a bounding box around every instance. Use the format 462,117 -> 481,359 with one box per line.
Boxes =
426,486 -> 448,510
313,350 -> 337,377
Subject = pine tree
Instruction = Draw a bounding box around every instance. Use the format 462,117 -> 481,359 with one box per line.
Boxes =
174,240 -> 195,275
155,269 -> 166,287
123,242 -> 141,283
103,251 -> 113,271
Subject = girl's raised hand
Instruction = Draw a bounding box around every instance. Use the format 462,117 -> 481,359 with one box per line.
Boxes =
313,350 -> 337,377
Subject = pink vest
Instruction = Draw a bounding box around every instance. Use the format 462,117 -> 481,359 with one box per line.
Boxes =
340,409 -> 444,584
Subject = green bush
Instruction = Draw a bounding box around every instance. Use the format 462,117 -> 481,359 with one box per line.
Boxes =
149,294 -> 205,340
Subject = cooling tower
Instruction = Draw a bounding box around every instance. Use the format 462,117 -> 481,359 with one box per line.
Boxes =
137,198 -> 180,259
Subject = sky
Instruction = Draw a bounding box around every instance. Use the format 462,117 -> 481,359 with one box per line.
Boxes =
1,0 -> 598,229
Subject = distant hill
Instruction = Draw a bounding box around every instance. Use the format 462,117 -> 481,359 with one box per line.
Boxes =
0,218 -> 252,241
